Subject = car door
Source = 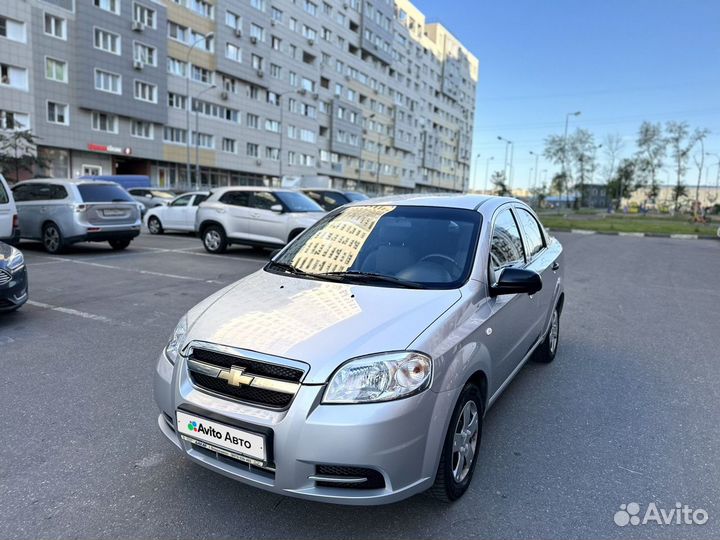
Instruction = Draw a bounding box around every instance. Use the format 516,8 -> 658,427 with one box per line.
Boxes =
12,183 -> 45,240
248,191 -> 286,245
218,190 -> 253,240
514,205 -> 557,336
483,207 -> 539,389
164,194 -> 193,230
187,193 -> 208,231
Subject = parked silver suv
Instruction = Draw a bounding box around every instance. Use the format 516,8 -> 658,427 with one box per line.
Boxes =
13,179 -> 141,253
154,195 -> 564,505
196,187 -> 325,253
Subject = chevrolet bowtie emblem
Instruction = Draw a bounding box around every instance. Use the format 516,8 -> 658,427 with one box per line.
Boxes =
218,365 -> 255,387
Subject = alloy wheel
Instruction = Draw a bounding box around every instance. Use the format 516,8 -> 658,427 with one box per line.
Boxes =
452,400 -> 479,483
549,309 -> 559,355
205,230 -> 221,251
44,226 -> 60,252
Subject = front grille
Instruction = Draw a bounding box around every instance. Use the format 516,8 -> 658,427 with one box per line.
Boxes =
190,372 -> 293,407
191,348 -> 304,382
0,270 -> 11,286
315,465 -> 386,490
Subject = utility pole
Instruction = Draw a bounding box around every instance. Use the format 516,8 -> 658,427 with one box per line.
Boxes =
484,156 -> 494,194
185,32 -> 214,188
473,153 -> 481,191
193,84 -> 216,189
529,150 -> 540,189
497,136 -> 512,186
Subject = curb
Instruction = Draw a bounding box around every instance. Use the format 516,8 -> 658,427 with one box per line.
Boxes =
548,228 -> 719,240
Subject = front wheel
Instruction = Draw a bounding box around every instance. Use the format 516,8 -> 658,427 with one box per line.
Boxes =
533,305 -> 560,363
147,216 -> 163,235
109,239 -> 131,250
430,384 -> 483,502
202,225 -> 227,254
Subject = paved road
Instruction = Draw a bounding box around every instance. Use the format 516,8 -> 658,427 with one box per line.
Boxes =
1,232 -> 718,539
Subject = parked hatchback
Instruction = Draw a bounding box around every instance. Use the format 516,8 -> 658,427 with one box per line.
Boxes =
154,195 -> 564,505
13,179 -> 142,253
146,191 -> 209,234
196,187 -> 325,253
0,174 -> 20,245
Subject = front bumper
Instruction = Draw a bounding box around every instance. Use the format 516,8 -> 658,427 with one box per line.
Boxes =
153,352 -> 455,505
0,265 -> 28,311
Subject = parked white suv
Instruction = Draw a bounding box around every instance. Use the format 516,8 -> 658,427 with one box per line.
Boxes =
196,187 -> 325,253
0,174 -> 19,245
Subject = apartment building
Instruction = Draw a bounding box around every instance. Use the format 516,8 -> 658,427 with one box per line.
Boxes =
0,0 -> 478,194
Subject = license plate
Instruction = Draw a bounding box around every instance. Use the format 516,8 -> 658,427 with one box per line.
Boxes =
103,209 -> 126,216
176,411 -> 266,462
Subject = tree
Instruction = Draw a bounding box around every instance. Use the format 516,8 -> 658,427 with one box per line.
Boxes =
665,121 -> 699,213
530,183 -> 548,208
568,128 -> 596,207
634,122 -> 666,202
550,171 -> 568,198
544,134 -> 571,203
0,130 -> 47,183
602,133 -> 625,183
607,159 -> 636,210
691,128 -> 710,216
491,170 -> 511,196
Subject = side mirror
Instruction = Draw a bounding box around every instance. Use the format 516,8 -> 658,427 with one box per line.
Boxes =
145,193 -> 153,198
490,267 -> 542,296
270,204 -> 283,213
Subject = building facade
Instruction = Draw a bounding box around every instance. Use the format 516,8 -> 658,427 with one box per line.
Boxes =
0,0 -> 478,194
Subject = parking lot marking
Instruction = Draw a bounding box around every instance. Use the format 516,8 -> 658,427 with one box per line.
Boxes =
27,300 -> 114,324
52,257 -> 227,284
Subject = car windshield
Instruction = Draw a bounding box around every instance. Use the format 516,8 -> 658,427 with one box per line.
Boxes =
150,190 -> 175,199
275,191 -> 324,212
268,205 -> 482,289
77,184 -> 134,203
345,192 -> 369,202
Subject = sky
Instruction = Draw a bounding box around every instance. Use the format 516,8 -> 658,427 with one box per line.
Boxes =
411,0 -> 720,191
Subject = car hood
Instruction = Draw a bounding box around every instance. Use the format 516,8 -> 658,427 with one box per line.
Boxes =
184,270 -> 461,383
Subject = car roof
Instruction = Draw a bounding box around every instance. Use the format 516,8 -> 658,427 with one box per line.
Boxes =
210,186 -> 296,194
18,178 -> 118,186
352,193 -> 517,211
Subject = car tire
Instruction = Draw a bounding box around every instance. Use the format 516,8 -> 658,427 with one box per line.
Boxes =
429,384 -> 484,502
42,222 -> 65,254
202,225 -> 227,254
533,304 -> 560,364
109,239 -> 131,251
147,216 -> 163,235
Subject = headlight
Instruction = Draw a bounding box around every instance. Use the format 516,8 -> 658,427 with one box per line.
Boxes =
164,315 -> 188,364
323,351 -> 432,404
7,247 -> 25,272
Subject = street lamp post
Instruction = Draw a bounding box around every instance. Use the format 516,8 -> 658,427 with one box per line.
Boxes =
193,84 -> 216,189
473,153 -> 481,191
484,156 -> 494,194
562,111 -> 581,207
185,32 -> 214,188
497,136 -> 513,188
277,88 -> 307,184
529,150 -> 540,189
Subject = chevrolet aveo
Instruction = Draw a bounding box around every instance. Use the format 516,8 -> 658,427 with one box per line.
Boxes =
154,194 -> 564,505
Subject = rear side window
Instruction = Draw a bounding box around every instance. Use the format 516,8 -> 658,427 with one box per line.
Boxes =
219,190 -> 250,206
192,194 -> 208,206
490,209 -> 525,271
0,182 -> 8,204
77,184 -> 134,203
251,191 -> 280,210
514,208 -> 545,258
13,183 -> 52,201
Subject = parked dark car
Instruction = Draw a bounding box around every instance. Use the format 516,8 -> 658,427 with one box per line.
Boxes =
299,188 -> 369,211
0,241 -> 28,312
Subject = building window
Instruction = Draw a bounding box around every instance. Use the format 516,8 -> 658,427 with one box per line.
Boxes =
302,25 -> 316,41
264,119 -> 280,133
265,147 -> 280,161
225,43 -> 242,63
0,110 -> 29,130
163,126 -> 187,144
94,69 -> 121,94
133,42 -> 157,66
246,143 -> 259,157
0,16 -> 26,43
250,24 -> 265,42
301,77 -> 315,92
43,13 -> 66,40
47,102 -> 68,125
167,21 -> 187,42
225,11 -> 242,31
221,138 -> 236,153
168,92 -> 187,110
167,57 -> 187,77
130,120 -> 153,139
94,28 -> 121,55
303,0 -> 317,16
246,113 -> 259,129
192,132 -> 214,149
270,64 -> 281,79
250,0 -> 266,12
191,65 -> 213,84
91,112 -> 119,133
45,58 -> 68,83
271,7 -> 283,21
251,54 -> 264,71
133,3 -> 156,27
94,0 -> 120,15
189,0 -> 213,19
134,80 -> 157,103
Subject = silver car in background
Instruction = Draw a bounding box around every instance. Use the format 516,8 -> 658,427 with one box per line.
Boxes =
13,179 -> 142,253
154,194 -> 564,505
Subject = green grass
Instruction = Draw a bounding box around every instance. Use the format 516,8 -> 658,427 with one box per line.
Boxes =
541,215 -> 719,237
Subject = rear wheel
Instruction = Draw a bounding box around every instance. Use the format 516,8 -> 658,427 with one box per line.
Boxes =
109,239 -> 131,250
42,223 -> 64,254
147,216 -> 163,235
430,384 -> 483,502
202,225 -> 227,254
533,305 -> 560,363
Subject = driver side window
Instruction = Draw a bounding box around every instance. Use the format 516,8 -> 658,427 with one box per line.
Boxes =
489,209 -> 526,280
171,195 -> 192,207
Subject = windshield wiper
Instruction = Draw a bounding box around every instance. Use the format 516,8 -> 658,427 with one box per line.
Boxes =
266,261 -> 309,276
322,271 -> 426,289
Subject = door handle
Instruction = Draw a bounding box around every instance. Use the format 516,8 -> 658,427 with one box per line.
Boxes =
552,262 -> 560,271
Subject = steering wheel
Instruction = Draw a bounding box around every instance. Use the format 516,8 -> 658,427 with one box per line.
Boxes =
419,254 -> 462,276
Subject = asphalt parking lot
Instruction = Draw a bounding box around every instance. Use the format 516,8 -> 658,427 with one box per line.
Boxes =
1,231 -> 718,539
